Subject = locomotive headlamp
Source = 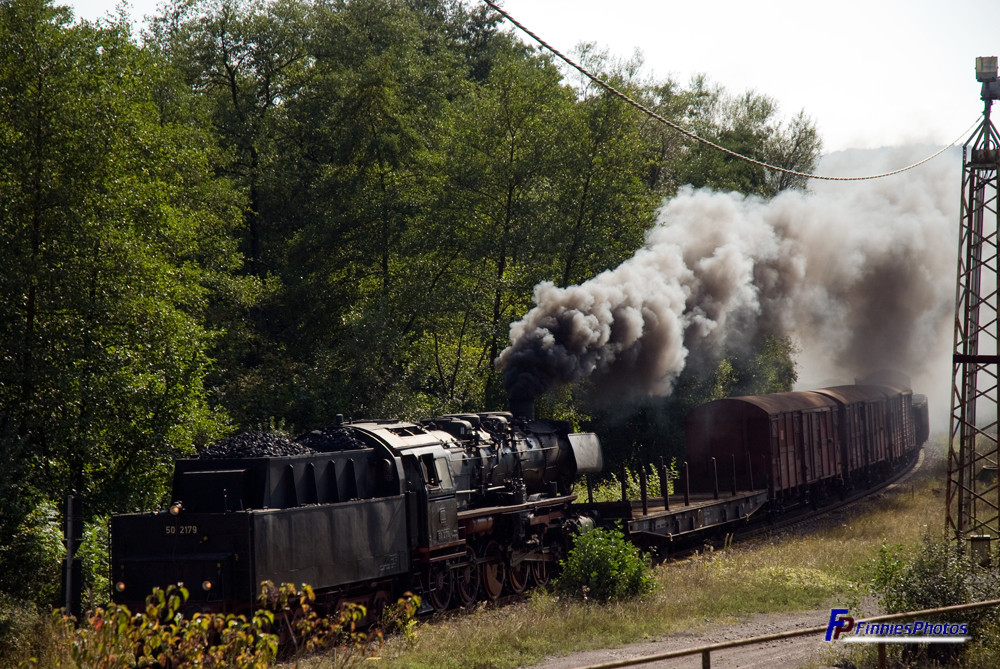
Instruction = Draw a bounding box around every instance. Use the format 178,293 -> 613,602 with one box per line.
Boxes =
115,581 -> 126,593
201,580 -> 213,592
169,501 -> 183,516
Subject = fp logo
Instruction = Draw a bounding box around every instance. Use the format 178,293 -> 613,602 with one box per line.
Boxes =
825,608 -> 855,641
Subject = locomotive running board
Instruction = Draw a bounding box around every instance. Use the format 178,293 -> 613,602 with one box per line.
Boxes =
456,493 -> 577,520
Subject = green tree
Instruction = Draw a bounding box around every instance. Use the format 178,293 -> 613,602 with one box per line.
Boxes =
0,0 -> 244,526
213,0 -> 469,423
668,77 -> 821,196
440,40 -> 578,407
147,0 -> 324,427
548,45 -> 659,287
142,1 -> 814,430
148,0 -> 312,275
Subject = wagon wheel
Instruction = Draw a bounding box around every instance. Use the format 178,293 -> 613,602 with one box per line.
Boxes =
454,548 -> 480,607
507,558 -> 528,595
529,559 -> 550,587
426,564 -> 453,613
480,541 -> 506,601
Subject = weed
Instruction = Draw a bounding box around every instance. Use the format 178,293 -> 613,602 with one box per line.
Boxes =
580,462 -> 678,503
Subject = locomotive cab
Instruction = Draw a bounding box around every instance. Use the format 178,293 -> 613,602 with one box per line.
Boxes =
400,447 -> 460,551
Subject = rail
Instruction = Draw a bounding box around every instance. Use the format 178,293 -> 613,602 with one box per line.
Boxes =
571,598 -> 1000,669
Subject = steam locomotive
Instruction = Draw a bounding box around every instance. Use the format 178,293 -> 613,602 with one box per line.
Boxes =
110,373 -> 927,615
110,413 -> 603,615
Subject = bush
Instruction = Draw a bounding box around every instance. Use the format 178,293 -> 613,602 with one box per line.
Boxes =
0,502 -> 114,612
871,536 -> 1000,613
77,515 -> 110,612
45,584 -> 279,668
555,525 -> 655,602
868,536 -> 1000,667
0,500 -> 63,605
0,594 -> 54,669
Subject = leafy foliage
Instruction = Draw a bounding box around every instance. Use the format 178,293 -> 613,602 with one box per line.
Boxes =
871,536 -> 1000,614
32,581 -> 418,668
0,0 -> 244,516
555,525 -> 655,602
162,0 -> 811,428
869,536 -> 1000,666
578,462 -> 677,503
0,500 -> 62,604
44,584 -> 279,668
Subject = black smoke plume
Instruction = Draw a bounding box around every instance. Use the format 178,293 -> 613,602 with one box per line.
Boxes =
498,146 -> 959,420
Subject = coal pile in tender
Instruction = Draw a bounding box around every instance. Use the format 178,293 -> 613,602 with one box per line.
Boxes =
296,427 -> 368,452
199,431 -> 317,459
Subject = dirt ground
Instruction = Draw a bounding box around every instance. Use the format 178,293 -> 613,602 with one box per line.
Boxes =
521,608 -> 847,669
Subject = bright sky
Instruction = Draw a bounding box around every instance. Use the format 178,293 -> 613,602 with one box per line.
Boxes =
68,0 -> 1000,154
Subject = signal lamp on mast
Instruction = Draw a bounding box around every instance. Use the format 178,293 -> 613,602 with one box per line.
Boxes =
976,56 -> 997,82
976,56 -> 1000,100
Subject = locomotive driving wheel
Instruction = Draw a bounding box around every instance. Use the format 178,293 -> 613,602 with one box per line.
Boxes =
479,540 -> 506,600
529,559 -> 550,587
426,564 -> 453,613
507,557 -> 528,594
454,548 -> 480,607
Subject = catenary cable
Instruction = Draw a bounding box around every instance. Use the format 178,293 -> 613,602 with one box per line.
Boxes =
482,0 -> 976,182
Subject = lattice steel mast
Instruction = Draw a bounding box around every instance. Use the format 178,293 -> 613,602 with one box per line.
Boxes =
947,57 -> 1000,543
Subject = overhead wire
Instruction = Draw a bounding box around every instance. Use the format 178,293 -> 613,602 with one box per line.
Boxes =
482,0 -> 977,182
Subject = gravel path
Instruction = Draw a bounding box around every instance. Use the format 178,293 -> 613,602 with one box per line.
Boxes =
522,608 -> 846,669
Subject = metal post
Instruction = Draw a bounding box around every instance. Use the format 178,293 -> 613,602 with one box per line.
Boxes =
659,457 -> 669,511
620,464 -> 628,502
684,461 -> 690,506
586,473 -> 594,504
62,493 -> 82,618
702,648 -> 711,669
712,457 -> 719,500
640,466 -> 648,515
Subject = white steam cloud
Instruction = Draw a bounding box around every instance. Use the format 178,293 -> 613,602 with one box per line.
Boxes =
498,146 -> 960,429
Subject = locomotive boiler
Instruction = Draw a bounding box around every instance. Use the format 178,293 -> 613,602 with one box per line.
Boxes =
110,413 -> 603,615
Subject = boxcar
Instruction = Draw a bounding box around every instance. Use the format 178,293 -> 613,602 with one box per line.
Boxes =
685,391 -> 842,504
812,384 -> 908,481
